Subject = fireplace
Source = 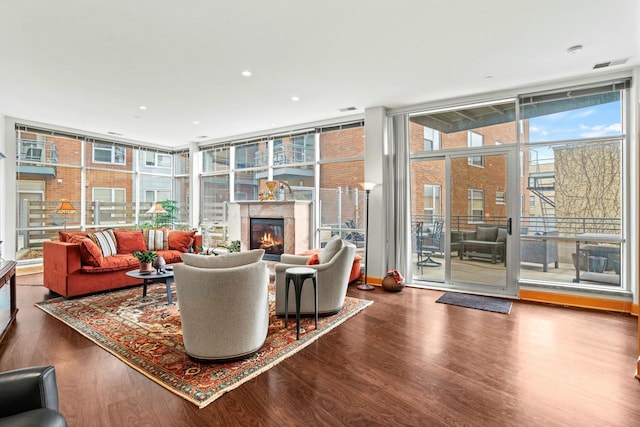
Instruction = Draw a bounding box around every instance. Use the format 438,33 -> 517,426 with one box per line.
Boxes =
250,218 -> 285,261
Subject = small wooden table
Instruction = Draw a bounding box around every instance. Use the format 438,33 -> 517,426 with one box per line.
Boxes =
126,268 -> 175,305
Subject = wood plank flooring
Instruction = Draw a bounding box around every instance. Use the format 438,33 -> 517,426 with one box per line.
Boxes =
2,274 -> 640,426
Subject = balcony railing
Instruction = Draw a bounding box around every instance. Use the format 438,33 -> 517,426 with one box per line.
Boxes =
17,139 -> 58,164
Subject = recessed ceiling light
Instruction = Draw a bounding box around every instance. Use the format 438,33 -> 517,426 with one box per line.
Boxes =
241,70 -> 252,77
484,75 -> 494,80
196,135 -> 209,139
291,96 -> 300,102
567,45 -> 583,54
193,121 -> 200,125
139,105 -> 148,110
338,106 -> 357,112
107,131 -> 123,136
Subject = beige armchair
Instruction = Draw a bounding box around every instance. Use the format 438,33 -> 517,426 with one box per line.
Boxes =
174,249 -> 269,361
275,238 -> 356,316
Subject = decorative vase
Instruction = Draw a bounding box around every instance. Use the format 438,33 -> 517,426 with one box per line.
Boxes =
382,274 -> 404,292
139,262 -> 154,273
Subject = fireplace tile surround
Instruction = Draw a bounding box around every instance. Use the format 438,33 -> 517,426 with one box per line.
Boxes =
229,201 -> 313,256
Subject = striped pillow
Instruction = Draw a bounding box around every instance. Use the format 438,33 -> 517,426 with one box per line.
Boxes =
143,229 -> 169,251
87,230 -> 118,257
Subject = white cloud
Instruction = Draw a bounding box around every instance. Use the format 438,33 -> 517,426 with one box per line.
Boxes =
572,109 -> 595,119
579,123 -> 621,138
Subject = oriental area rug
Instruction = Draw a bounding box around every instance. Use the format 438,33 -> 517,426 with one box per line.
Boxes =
36,283 -> 372,408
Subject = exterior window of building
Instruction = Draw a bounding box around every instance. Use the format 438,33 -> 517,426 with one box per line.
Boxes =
423,184 -> 441,223
93,143 -> 125,164
468,189 -> 484,222
529,195 -> 536,206
468,131 -> 484,167
142,151 -> 171,168
496,191 -> 505,204
423,127 -> 441,151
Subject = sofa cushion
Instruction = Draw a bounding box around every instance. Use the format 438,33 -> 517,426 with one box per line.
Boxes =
476,226 -> 498,242
180,249 -> 264,268
143,229 -> 169,250
80,254 -> 139,273
114,230 -> 147,254
318,236 -> 343,264
496,228 -> 508,243
59,230 -> 87,242
87,230 -> 118,257
169,230 -> 196,253
69,235 -> 104,267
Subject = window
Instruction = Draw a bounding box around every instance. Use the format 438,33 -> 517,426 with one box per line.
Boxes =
93,143 -> 125,164
468,131 -> 484,167
143,151 -> 171,168
423,184 -> 442,223
423,127 -> 441,151
203,146 -> 230,172
496,191 -> 505,204
529,196 -> 536,207
468,189 -> 484,222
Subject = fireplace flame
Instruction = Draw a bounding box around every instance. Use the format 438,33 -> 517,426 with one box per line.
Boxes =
259,232 -> 282,248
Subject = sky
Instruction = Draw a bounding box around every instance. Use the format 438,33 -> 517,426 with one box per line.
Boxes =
528,101 -> 622,143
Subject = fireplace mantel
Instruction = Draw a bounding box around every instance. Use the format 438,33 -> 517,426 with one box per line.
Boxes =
229,201 -> 313,255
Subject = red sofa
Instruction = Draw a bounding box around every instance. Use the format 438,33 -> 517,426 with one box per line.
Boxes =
43,229 -> 201,297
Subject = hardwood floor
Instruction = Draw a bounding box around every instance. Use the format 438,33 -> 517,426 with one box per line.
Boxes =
2,274 -> 640,426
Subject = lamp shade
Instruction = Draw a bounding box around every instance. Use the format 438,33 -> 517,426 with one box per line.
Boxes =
56,200 -> 77,214
361,182 -> 379,191
146,203 -> 167,214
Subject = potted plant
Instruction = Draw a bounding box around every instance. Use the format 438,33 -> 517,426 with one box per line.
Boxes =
133,250 -> 158,272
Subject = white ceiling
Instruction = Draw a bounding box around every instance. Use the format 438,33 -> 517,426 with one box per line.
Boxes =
1,0 -> 638,149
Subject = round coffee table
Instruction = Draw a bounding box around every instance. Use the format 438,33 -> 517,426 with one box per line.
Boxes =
126,268 -> 175,305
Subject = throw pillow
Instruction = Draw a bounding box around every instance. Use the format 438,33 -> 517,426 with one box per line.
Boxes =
87,230 -> 118,257
180,249 -> 264,268
318,236 -> 343,264
69,235 -> 104,266
496,228 -> 508,243
168,230 -> 196,253
143,229 -> 169,251
114,230 -> 147,254
58,230 -> 87,242
476,226 -> 498,242
305,254 -> 320,265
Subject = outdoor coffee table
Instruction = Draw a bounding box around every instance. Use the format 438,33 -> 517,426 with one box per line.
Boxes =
126,267 -> 175,304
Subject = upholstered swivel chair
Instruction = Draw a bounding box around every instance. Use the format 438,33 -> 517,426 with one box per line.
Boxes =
174,249 -> 269,361
275,237 -> 356,316
0,365 -> 67,427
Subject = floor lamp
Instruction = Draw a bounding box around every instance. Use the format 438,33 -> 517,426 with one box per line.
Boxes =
357,182 -> 378,291
146,202 -> 167,228
56,200 -> 77,230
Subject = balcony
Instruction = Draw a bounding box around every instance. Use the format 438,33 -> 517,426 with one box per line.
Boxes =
16,139 -> 58,177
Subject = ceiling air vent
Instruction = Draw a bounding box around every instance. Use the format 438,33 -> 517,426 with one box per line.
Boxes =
338,106 -> 357,112
593,57 -> 629,69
